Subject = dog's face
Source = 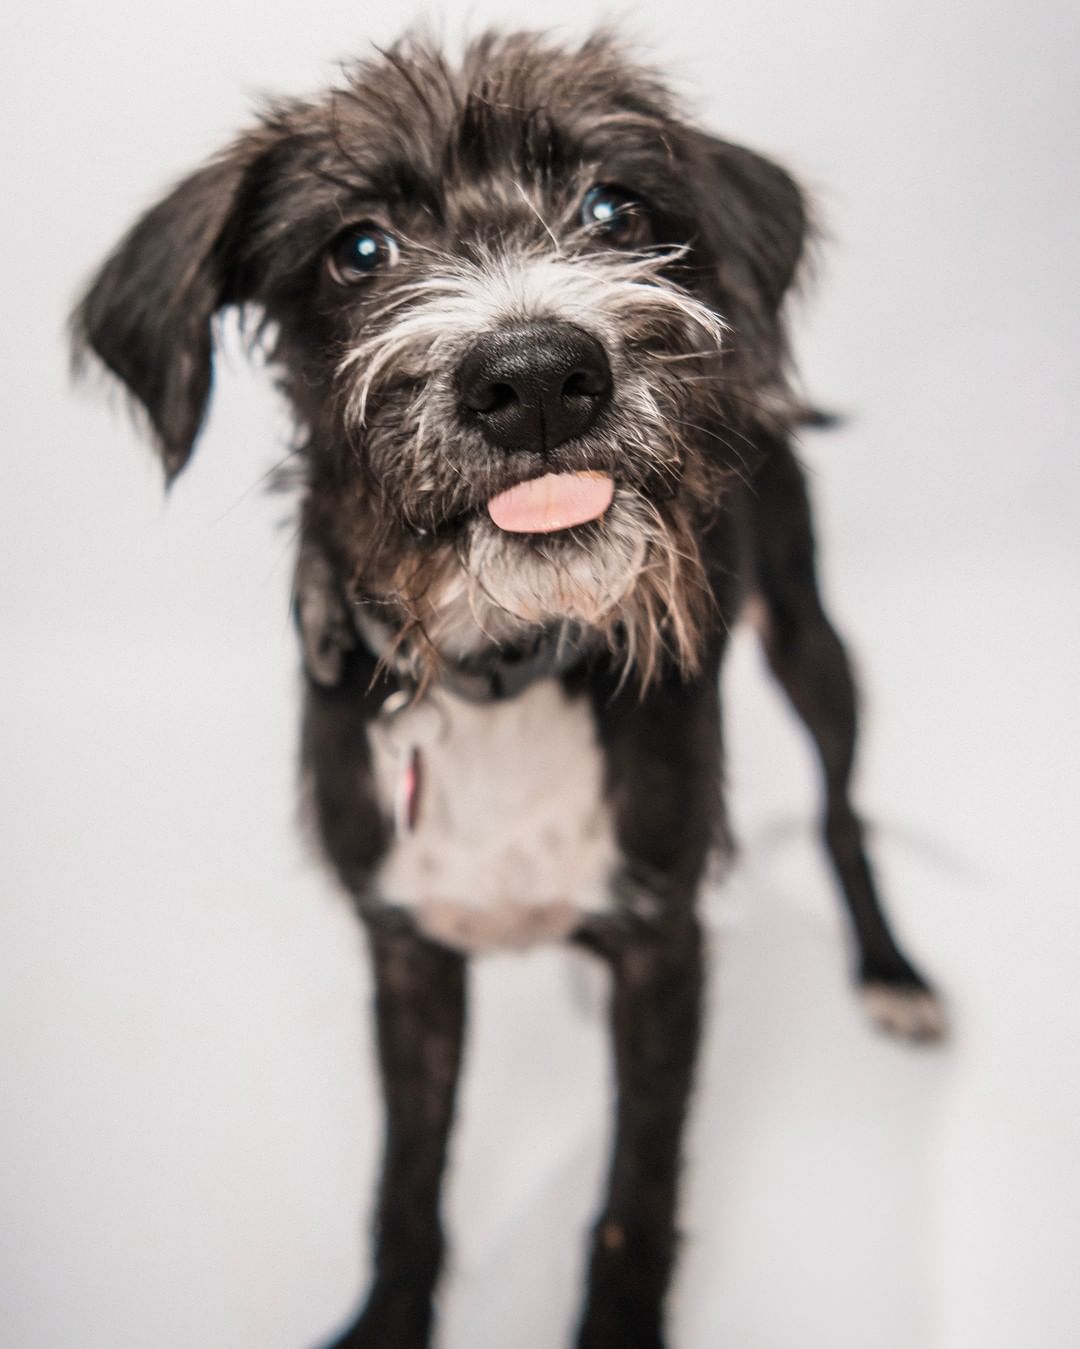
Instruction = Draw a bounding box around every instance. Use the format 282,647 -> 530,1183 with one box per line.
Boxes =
75,31 -> 806,682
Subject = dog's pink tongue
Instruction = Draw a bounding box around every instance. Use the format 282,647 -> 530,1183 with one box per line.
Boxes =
487,471 -> 614,534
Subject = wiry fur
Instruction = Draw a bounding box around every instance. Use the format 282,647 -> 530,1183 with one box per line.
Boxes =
72,29 -> 802,691
342,242 -> 728,685
325,167 -> 748,689
72,29 -> 943,1349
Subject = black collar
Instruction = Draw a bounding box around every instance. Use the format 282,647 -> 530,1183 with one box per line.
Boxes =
355,608 -> 588,705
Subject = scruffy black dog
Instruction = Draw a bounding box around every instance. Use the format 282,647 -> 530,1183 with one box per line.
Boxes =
74,30 -> 944,1349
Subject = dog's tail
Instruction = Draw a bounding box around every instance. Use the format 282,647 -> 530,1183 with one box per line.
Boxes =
798,403 -> 844,430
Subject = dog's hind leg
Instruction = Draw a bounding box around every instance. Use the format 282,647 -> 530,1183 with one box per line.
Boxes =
323,919 -> 466,1349
748,440 -> 946,1041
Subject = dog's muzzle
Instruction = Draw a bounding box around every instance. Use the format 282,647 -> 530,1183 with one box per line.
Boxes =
456,320 -> 612,454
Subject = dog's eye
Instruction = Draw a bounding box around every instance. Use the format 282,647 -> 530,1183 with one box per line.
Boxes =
581,185 -> 652,248
327,224 -> 400,284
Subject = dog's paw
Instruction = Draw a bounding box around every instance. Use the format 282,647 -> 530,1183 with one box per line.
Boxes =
318,1291 -> 433,1349
860,981 -> 948,1043
294,543 -> 356,687
576,1314 -> 666,1349
577,1288 -> 666,1349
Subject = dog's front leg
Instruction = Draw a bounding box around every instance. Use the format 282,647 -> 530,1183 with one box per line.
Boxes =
576,915 -> 704,1349
574,662 -> 722,1349
326,918 -> 466,1349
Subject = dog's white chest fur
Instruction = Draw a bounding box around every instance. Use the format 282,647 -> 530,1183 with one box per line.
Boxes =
369,680 -> 617,952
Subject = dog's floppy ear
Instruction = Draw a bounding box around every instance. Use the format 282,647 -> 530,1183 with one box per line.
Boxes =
693,134 -> 807,309
683,131 -> 808,377
72,131 -> 275,482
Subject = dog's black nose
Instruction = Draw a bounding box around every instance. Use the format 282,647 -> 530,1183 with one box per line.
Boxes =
457,322 -> 612,453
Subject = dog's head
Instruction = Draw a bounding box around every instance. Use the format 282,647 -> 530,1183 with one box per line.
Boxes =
74,30 -> 807,685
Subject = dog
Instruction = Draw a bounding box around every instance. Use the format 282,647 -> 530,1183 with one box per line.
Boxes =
72,29 -> 945,1348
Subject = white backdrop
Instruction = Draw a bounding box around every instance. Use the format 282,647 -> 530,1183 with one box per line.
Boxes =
3,2 -> 1079,1346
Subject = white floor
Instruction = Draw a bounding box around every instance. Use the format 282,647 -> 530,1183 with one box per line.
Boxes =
3,2 -> 1079,1346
